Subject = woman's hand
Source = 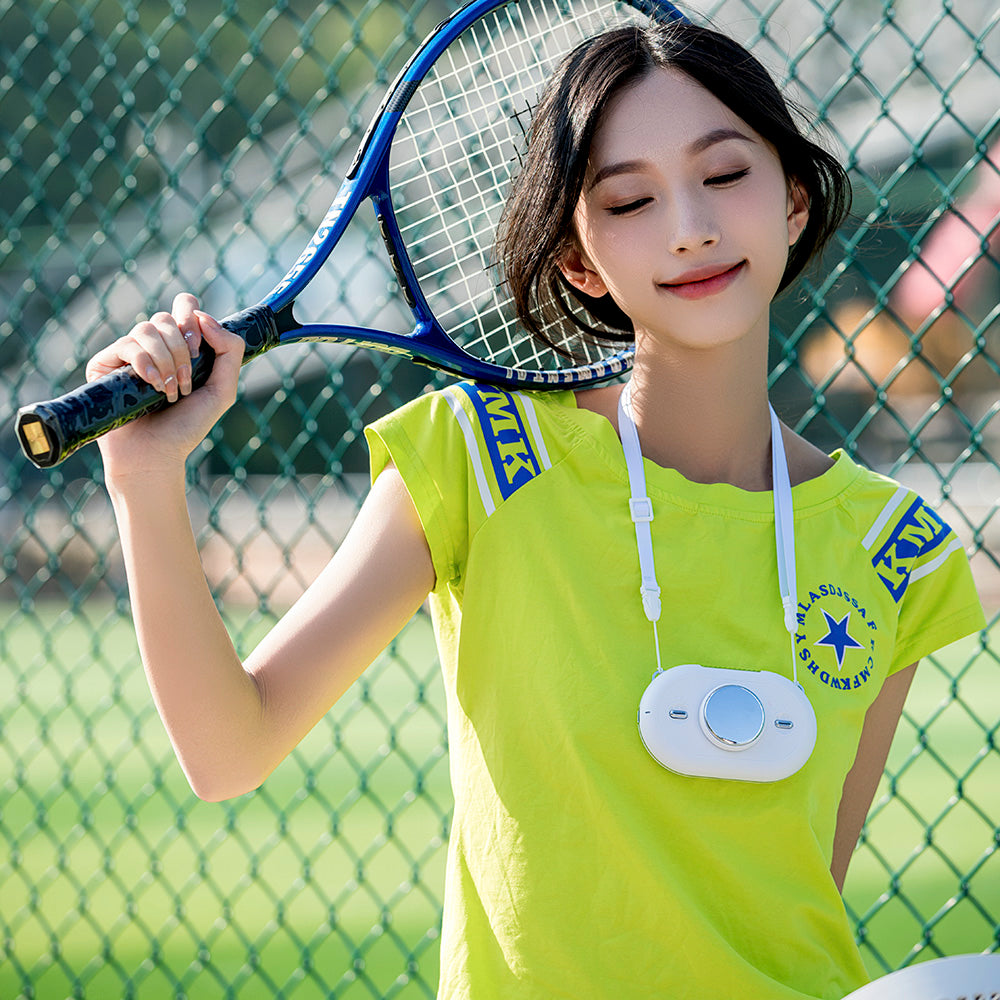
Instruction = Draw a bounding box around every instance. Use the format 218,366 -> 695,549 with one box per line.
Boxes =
88,292 -> 245,480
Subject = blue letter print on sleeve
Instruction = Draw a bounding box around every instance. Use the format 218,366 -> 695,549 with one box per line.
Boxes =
458,384 -> 542,501
871,496 -> 951,603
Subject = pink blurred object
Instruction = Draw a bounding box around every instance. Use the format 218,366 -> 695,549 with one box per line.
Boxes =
894,140 -> 1000,324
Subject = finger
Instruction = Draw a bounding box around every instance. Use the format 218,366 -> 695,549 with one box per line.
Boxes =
172,292 -> 203,359
86,334 -> 166,394
128,318 -> 188,402
151,311 -> 199,399
196,311 -> 245,359
195,311 -> 245,399
86,338 -> 136,382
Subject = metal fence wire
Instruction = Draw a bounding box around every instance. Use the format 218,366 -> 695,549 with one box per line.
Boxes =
1,0 -> 998,997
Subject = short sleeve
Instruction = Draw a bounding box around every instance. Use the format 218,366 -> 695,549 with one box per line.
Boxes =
866,492 -> 987,671
364,389 -> 471,591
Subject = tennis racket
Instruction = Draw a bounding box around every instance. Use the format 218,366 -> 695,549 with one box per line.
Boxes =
16,0 -> 687,469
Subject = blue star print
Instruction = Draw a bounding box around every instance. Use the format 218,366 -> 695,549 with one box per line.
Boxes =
815,610 -> 864,670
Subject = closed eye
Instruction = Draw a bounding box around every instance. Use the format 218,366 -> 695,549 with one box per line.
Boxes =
706,168 -> 750,187
607,197 -> 653,216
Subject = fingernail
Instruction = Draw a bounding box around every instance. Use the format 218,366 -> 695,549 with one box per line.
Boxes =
178,364 -> 191,395
163,373 -> 178,402
146,367 -> 164,392
183,330 -> 198,356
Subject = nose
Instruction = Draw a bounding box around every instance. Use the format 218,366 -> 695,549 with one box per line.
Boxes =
667,193 -> 720,254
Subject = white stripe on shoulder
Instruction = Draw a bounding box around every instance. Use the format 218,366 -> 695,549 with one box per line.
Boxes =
908,536 -> 963,585
515,392 -> 552,471
442,386 -> 496,517
862,486 -> 910,551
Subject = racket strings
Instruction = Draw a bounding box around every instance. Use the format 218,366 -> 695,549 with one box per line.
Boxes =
389,0 -> 655,373
411,15 -> 619,364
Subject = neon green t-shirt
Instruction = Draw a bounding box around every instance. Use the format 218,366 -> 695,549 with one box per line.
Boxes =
365,383 -> 985,1000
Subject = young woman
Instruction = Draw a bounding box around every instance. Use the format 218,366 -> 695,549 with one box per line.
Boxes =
87,19 -> 984,1000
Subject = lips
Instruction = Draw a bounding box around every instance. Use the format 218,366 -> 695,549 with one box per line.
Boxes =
660,261 -> 746,300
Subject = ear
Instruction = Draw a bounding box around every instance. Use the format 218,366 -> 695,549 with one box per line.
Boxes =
557,242 -> 609,298
786,177 -> 810,247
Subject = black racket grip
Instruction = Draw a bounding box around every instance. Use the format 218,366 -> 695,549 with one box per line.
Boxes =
15,304 -> 282,468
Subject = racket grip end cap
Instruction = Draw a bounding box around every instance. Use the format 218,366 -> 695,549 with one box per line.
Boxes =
15,409 -> 62,468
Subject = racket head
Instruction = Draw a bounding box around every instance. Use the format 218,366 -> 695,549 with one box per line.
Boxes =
267,0 -> 689,388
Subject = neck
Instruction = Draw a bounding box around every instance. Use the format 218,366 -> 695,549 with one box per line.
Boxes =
626,333 -> 773,491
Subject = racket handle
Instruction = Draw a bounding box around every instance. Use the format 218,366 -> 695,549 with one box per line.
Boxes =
15,304 -> 283,469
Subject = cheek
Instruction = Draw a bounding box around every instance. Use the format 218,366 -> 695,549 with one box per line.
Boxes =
745,178 -> 798,264
576,223 -> 640,282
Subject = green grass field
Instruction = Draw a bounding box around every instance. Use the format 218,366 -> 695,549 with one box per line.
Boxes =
1,604 -> 996,998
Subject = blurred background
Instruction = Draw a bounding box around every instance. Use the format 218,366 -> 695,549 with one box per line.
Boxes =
1,1 -> 997,997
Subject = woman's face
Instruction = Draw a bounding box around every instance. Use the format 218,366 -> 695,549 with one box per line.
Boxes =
559,67 -> 808,353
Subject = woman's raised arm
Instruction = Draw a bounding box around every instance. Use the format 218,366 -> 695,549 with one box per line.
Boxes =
97,294 -> 434,801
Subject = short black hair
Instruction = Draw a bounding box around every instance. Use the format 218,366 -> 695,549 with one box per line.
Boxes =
496,20 -> 852,355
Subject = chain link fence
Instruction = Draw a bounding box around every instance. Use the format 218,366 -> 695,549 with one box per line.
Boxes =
1,0 -> 998,997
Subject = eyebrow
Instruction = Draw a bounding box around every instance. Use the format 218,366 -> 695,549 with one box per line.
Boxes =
588,127 -> 756,190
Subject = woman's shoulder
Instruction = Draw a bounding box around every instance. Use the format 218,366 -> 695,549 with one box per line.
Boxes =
780,425 -> 836,488
573,383 -> 623,427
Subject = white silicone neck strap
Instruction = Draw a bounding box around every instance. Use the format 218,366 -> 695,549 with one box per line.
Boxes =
618,381 -> 800,685
617,382 -> 663,670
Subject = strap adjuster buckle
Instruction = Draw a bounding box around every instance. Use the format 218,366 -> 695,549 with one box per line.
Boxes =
629,497 -> 654,523
640,581 -> 662,620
